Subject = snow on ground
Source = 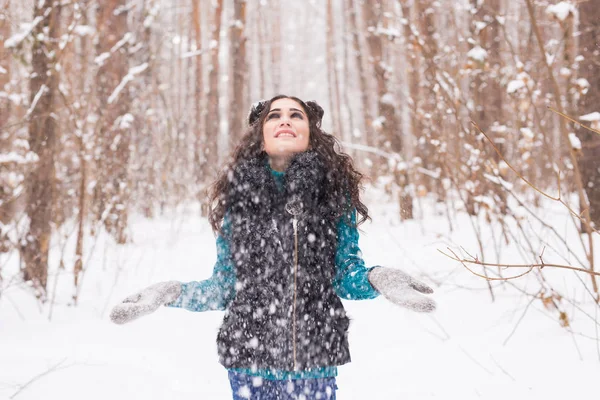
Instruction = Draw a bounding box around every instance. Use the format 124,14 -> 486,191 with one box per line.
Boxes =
1,189 -> 599,400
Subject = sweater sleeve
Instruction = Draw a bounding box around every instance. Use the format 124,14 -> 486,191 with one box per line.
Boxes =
167,215 -> 236,312
333,209 -> 380,300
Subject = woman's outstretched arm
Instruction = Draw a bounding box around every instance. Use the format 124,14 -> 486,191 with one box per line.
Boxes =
333,209 -> 379,300
167,215 -> 236,312
332,209 -> 436,312
110,216 -> 236,324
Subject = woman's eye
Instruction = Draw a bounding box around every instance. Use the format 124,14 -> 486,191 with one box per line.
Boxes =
267,113 -> 279,120
291,112 -> 303,119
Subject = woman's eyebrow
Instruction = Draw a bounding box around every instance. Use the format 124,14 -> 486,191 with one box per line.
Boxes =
290,108 -> 306,115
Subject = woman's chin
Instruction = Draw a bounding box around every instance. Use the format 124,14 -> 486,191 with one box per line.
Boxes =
267,146 -> 307,158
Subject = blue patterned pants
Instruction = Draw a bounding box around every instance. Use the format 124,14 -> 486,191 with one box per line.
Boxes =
228,371 -> 338,400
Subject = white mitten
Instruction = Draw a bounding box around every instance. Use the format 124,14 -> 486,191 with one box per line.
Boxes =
110,281 -> 182,324
368,267 -> 436,312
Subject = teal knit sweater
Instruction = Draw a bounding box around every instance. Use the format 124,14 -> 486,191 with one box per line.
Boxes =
168,168 -> 379,380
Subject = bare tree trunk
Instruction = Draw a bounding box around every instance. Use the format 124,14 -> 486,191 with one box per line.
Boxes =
93,0 -> 132,244
525,0 -> 597,297
257,1 -> 266,98
73,141 -> 86,300
560,11 -> 587,230
74,2 -> 91,300
0,1 -> 10,134
269,0 -> 281,94
341,2 -> 355,142
229,0 -> 248,147
22,1 -> 62,297
205,0 -> 223,173
471,0 -> 507,214
363,0 -> 411,219
362,1 -> 402,154
578,0 -> 600,228
348,0 -> 374,156
399,0 -> 421,156
0,1 -> 14,228
398,1 -> 423,219
471,0 -> 503,133
192,0 -> 206,195
245,0 -> 254,109
562,13 -> 576,120
326,0 -> 342,135
136,0 -> 158,218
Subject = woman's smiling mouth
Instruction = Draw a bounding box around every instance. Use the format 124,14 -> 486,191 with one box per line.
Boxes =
275,129 -> 297,138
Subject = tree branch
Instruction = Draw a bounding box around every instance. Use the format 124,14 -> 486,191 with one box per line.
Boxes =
440,247 -> 600,278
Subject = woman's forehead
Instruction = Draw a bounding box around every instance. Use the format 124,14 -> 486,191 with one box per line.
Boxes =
269,98 -> 304,111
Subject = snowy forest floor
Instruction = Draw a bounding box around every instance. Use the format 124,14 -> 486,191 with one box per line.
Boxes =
1,187 -> 599,400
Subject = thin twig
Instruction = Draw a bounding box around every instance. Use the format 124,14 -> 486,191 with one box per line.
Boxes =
569,329 -> 583,361
442,248 -> 534,281
440,247 -> 600,277
458,345 -> 494,376
596,306 -> 600,361
548,107 -> 600,136
9,359 -> 69,399
503,290 -> 541,346
490,354 -> 516,381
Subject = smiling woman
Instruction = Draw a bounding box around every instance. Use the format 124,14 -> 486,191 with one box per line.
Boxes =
110,94 -> 436,400
262,98 -> 311,171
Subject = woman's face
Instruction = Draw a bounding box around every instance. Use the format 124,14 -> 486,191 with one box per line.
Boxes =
262,98 -> 310,167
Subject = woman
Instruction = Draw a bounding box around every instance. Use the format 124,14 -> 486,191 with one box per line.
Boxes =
110,95 -> 436,399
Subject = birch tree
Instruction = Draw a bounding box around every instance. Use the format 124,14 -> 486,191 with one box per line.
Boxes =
577,0 -> 600,227
92,0 -> 133,244
347,0 -> 373,147
206,0 -> 223,173
22,1 -> 62,297
192,0 -> 206,194
363,1 -> 402,155
229,0 -> 248,147
326,0 -> 342,136
0,1 -> 14,231
0,1 -> 10,138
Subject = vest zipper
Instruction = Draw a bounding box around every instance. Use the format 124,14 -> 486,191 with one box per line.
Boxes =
291,215 -> 299,371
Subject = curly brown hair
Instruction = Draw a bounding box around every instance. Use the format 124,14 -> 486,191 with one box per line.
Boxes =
208,94 -> 370,233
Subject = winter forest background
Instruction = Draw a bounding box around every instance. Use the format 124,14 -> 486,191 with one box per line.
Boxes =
1,0 -> 600,399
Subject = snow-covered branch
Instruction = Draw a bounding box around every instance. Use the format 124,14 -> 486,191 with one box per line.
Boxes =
107,63 -> 148,105
4,16 -> 43,49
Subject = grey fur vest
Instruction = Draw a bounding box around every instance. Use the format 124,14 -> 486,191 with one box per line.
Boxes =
216,150 -> 352,371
